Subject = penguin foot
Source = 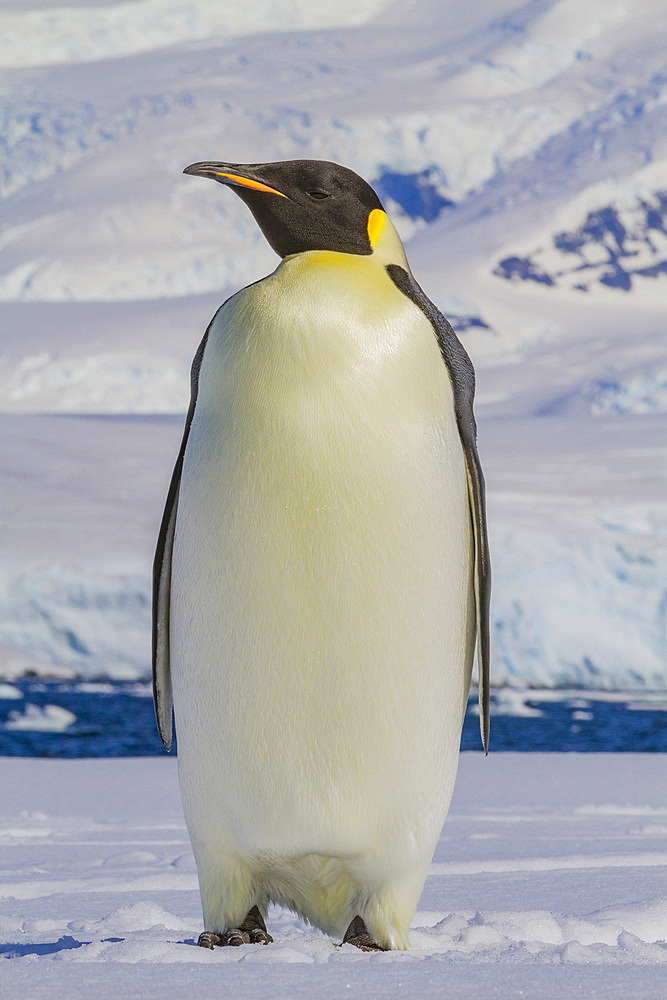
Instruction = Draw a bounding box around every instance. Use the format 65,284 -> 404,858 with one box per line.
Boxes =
238,905 -> 273,944
197,906 -> 273,948
197,930 -> 223,949
341,915 -> 385,952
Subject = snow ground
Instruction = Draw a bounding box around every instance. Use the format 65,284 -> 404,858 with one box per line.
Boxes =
1,754 -> 666,998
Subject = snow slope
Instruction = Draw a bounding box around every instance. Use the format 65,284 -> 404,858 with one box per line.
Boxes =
1,754 -> 666,998
0,0 -> 393,68
0,0 -> 666,689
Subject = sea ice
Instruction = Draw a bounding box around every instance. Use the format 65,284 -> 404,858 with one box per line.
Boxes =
4,704 -> 76,732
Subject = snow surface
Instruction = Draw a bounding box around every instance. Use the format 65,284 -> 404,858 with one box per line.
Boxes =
0,0 -> 666,690
0,0 -> 392,69
1,754 -> 666,998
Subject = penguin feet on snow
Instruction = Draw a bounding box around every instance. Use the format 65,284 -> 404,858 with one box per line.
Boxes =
197,906 -> 273,948
341,915 -> 386,952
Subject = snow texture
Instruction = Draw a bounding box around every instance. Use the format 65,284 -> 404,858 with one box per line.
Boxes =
1,755 -> 666,998
495,182 -> 667,296
0,0 -> 666,690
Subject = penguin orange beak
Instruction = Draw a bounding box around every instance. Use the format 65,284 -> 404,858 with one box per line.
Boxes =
183,162 -> 288,198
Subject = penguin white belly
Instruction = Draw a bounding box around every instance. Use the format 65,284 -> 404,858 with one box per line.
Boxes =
170,250 -> 474,946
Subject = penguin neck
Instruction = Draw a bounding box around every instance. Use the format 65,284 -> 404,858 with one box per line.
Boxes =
366,210 -> 409,269
280,211 -> 409,274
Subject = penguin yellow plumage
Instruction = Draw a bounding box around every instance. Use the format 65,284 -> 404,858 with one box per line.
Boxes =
152,159 -> 490,951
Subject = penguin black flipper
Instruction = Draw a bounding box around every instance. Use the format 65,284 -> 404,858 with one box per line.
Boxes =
152,327 -> 210,750
386,265 -> 491,753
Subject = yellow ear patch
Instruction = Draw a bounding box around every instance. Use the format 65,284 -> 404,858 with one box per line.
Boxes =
367,208 -> 386,247
214,172 -> 288,197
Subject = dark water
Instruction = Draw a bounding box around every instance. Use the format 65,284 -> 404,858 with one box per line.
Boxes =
0,681 -> 665,757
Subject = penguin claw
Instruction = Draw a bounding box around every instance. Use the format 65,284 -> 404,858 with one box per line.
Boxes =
341,915 -> 385,952
220,928 -> 250,946
239,905 -> 273,944
197,906 -> 273,949
248,927 -> 273,944
197,930 -> 223,949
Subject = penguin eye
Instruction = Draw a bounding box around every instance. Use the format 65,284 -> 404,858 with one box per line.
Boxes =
307,190 -> 330,200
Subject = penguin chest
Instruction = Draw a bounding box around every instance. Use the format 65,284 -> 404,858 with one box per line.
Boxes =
171,254 -> 474,855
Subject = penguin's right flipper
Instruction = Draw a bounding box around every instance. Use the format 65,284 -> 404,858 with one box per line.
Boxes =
152,327 -> 211,750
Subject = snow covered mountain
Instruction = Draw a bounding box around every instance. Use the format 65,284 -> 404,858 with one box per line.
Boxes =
0,0 -> 665,690
494,174 -> 667,298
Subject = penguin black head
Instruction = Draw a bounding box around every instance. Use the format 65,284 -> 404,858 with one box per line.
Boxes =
183,159 -> 385,258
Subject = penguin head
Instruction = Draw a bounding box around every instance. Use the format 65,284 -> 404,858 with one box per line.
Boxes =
183,159 -> 397,260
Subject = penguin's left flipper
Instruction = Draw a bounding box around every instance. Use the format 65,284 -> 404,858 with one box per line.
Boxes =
341,915 -> 386,952
197,907 -> 273,948
386,265 -> 491,753
152,326 -> 213,751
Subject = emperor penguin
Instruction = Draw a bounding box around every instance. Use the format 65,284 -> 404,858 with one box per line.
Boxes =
153,159 -> 490,952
